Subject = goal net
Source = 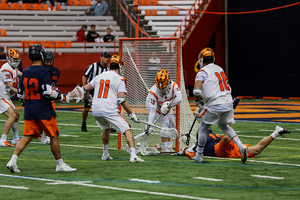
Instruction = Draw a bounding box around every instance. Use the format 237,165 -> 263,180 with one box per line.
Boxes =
118,38 -> 199,152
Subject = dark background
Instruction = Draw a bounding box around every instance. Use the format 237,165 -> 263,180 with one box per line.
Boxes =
227,0 -> 300,98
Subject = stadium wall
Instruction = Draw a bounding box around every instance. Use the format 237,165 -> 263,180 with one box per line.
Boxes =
227,0 -> 300,98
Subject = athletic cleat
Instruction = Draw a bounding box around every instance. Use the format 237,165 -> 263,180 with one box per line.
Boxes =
56,163 -> 77,172
186,151 -> 196,160
130,155 -> 145,163
81,122 -> 87,132
0,140 -> 14,147
6,160 -> 20,173
241,145 -> 248,164
277,126 -> 290,137
102,154 -> 113,161
177,148 -> 187,156
11,138 -> 21,145
192,153 -> 203,163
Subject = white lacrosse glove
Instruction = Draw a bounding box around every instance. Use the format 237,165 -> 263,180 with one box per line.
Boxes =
128,111 -> 140,123
145,125 -> 154,135
194,100 -> 204,107
195,107 -> 201,117
161,101 -> 171,115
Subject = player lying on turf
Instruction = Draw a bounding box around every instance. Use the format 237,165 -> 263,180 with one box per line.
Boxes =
178,125 -> 290,160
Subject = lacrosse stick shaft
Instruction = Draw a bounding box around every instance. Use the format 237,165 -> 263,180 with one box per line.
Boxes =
140,120 -> 162,130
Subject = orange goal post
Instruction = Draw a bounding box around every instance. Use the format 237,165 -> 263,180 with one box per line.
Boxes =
118,37 -> 199,152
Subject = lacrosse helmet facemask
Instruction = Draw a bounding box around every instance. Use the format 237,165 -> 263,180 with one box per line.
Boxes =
6,48 -> 21,69
156,69 -> 170,96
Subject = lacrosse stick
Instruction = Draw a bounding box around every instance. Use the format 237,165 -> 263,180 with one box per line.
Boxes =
64,85 -> 85,103
125,95 -> 177,154
181,97 -> 241,147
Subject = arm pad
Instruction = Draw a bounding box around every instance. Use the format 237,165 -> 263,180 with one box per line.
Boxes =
193,89 -> 202,97
5,86 -> 14,93
117,96 -> 126,105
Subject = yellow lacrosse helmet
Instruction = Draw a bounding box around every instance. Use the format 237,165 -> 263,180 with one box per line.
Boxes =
198,47 -> 215,68
156,69 -> 170,95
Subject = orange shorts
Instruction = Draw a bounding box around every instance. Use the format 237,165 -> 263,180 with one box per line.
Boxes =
24,116 -> 59,138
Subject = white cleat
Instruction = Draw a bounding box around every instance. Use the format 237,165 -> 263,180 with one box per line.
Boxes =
276,125 -> 291,137
192,153 -> 203,163
130,155 -> 145,163
11,138 -> 20,145
241,145 -> 248,164
56,163 -> 77,172
6,160 -> 20,173
102,154 -> 113,161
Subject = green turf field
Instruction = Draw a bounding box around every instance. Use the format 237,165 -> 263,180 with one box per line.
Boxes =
0,100 -> 300,200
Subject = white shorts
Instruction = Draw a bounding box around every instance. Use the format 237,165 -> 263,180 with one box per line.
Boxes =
0,98 -> 15,114
201,109 -> 235,125
94,112 -> 130,134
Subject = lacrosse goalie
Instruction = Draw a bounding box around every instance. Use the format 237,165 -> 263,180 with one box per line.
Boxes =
145,69 -> 182,153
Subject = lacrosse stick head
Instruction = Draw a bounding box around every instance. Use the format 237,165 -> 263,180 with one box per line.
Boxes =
140,146 -> 160,156
125,132 -> 149,154
67,86 -> 85,103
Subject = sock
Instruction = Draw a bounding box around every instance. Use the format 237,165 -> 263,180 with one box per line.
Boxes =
130,148 -> 136,156
11,154 -> 18,163
270,130 -> 279,139
1,134 -> 7,142
12,122 -> 19,140
56,158 -> 63,166
196,146 -> 204,155
103,144 -> 108,155
167,141 -> 173,148
232,136 -> 244,151
161,142 -> 167,149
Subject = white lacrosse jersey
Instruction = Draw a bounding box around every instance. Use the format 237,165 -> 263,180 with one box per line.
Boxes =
0,62 -> 20,99
195,63 -> 232,106
90,71 -> 126,115
146,80 -> 182,113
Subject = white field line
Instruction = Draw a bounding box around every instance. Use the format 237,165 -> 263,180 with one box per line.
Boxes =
193,177 -> 223,182
251,175 -> 284,180
0,185 -> 29,189
204,156 -> 300,167
0,174 -> 220,200
129,178 -> 161,183
238,134 -> 300,141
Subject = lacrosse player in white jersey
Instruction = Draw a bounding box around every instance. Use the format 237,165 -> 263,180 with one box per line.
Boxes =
146,69 -> 182,153
0,48 -> 22,147
193,47 -> 248,163
82,55 -> 145,163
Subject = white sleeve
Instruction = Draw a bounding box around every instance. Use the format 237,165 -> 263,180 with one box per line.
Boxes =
2,70 -> 13,83
172,83 -> 182,106
117,80 -> 127,94
147,108 -> 156,124
195,70 -> 208,82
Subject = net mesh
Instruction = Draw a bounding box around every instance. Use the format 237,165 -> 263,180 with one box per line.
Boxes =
119,38 -> 199,151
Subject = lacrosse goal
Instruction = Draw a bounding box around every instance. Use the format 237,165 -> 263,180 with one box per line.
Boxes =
118,37 -> 199,152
